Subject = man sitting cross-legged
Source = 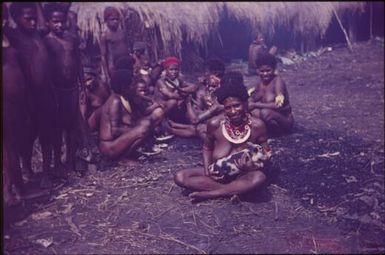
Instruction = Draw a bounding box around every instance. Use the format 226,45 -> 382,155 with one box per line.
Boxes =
174,71 -> 272,201
98,69 -> 164,160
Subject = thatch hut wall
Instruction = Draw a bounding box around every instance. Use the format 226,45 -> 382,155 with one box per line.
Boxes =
71,2 -> 366,62
3,2 -> 368,65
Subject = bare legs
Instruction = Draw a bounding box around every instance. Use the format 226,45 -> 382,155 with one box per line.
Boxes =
99,119 -> 151,159
174,167 -> 266,200
168,120 -> 197,138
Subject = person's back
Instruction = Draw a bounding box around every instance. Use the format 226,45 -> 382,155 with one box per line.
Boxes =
99,93 -> 126,141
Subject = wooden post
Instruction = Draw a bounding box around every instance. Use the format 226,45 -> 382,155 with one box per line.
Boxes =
369,2 -> 373,40
333,8 -> 353,52
300,39 -> 305,55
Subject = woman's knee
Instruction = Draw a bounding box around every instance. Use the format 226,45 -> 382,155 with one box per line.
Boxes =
250,109 -> 261,118
99,142 -> 119,159
151,107 -> 164,123
260,109 -> 274,121
174,170 -> 186,186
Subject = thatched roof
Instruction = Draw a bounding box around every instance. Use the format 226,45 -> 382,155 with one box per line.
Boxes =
72,2 -> 222,54
3,2 -> 365,55
72,2 -> 365,54
225,2 -> 365,37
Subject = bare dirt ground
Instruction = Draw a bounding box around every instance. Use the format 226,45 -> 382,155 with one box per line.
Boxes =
3,41 -> 384,254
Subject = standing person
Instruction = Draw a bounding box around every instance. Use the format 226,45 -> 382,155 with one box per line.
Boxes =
100,6 -> 130,84
248,53 -> 294,135
248,32 -> 277,75
8,3 -> 57,188
2,3 -> 29,205
43,3 -> 85,175
174,71 -> 271,201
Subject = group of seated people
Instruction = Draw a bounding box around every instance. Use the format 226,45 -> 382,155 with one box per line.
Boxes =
3,3 -> 294,206
84,50 -> 294,201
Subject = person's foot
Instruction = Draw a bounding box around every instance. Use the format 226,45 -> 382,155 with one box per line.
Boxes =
153,143 -> 168,149
188,191 -> 212,203
137,145 -> 163,156
154,133 -> 174,142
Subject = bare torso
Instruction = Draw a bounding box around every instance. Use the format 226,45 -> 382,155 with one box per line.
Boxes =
104,29 -> 129,64
44,32 -> 79,88
210,116 -> 266,161
8,28 -> 52,92
3,44 -> 27,104
251,76 -> 292,114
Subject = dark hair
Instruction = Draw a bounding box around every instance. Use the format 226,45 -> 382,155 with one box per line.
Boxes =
131,76 -> 147,88
114,55 -> 135,71
255,52 -> 277,69
110,69 -> 133,94
9,3 -> 36,21
220,71 -> 244,86
42,3 -> 68,21
206,58 -> 225,74
215,71 -> 248,104
103,6 -> 120,21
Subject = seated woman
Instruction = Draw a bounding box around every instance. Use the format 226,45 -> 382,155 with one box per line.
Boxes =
169,59 -> 227,140
98,70 -> 163,160
248,53 -> 294,135
174,71 -> 271,201
154,56 -> 198,114
154,56 -> 198,140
